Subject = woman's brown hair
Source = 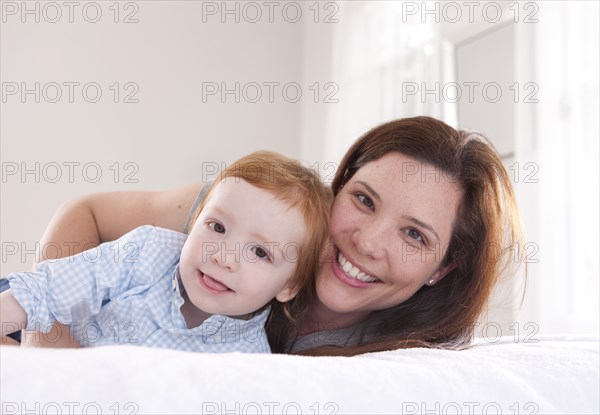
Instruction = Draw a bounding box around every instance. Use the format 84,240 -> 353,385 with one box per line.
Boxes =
286,116 -> 525,356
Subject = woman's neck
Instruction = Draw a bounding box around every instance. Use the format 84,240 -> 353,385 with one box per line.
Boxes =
299,297 -> 370,335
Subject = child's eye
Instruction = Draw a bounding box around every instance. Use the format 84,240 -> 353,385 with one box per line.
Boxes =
208,222 -> 225,234
253,246 -> 272,262
356,193 -> 374,210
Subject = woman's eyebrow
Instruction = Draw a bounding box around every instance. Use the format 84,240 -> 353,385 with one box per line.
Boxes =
403,215 -> 440,242
355,181 -> 381,201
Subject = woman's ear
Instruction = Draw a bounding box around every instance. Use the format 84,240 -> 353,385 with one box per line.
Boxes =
275,281 -> 300,303
427,262 -> 458,285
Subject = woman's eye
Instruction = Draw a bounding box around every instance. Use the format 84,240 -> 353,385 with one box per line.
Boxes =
405,228 -> 423,243
209,222 -> 225,234
253,246 -> 272,262
356,194 -> 374,209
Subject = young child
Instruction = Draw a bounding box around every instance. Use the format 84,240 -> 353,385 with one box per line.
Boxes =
0,151 -> 332,353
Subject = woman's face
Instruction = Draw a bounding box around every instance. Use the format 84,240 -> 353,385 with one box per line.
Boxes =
315,152 -> 463,324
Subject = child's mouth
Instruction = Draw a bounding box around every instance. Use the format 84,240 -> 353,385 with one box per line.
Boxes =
198,271 -> 232,292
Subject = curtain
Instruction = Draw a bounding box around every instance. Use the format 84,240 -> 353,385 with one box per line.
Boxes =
515,1 -> 599,334
323,1 -> 443,165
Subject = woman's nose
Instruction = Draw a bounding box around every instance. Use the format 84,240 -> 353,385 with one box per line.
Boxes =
351,220 -> 387,260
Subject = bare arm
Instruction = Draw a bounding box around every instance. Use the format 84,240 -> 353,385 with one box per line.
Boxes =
35,182 -> 205,266
21,182 -> 204,348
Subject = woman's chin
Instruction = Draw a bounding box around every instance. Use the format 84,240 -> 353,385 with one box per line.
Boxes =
316,274 -> 359,313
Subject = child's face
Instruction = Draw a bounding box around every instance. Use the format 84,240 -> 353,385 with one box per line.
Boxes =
179,178 -> 307,317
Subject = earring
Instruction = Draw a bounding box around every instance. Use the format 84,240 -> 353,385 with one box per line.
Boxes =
428,279 -> 435,285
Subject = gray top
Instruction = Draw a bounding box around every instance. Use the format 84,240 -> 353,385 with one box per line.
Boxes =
286,323 -> 367,353
185,182 -> 368,353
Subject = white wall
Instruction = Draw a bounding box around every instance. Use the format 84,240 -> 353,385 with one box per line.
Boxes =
456,23 -> 515,157
1,2 -> 305,275
299,8 -> 337,174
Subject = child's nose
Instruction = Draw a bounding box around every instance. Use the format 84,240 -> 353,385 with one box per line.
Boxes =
212,241 -> 241,271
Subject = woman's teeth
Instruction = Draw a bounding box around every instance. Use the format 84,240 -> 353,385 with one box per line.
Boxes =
337,252 -> 380,283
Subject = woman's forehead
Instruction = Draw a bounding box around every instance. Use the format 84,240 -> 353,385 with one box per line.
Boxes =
356,152 -> 460,189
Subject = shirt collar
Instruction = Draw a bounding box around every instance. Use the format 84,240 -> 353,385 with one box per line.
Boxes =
168,266 -> 271,342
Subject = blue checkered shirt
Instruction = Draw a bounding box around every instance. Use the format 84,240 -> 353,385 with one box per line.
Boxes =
8,225 -> 271,353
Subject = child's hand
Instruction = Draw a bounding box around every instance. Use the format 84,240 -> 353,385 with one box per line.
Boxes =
0,335 -> 20,346
0,290 -> 27,337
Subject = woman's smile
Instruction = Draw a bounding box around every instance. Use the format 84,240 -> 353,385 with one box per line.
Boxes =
333,247 -> 383,286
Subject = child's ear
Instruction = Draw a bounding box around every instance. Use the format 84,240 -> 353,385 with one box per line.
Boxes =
275,282 -> 300,303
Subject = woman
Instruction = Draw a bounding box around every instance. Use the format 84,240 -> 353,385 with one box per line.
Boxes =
14,116 -> 523,355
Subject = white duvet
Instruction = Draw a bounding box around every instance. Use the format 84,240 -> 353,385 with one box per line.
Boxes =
1,335 -> 598,414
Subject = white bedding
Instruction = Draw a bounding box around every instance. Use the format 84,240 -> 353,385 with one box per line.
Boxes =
1,335 -> 598,415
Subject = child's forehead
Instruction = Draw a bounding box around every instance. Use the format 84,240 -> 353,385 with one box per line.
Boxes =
205,178 -> 307,241
210,177 -> 280,204
215,177 -> 305,209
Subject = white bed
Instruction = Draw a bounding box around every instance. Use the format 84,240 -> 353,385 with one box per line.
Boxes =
1,335 -> 598,414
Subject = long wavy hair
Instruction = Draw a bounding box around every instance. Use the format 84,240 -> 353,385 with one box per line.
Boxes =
269,116 -> 525,356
